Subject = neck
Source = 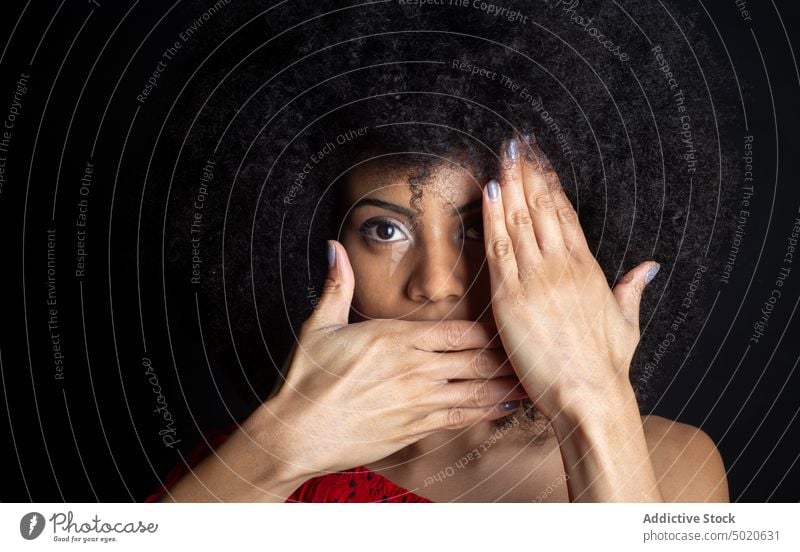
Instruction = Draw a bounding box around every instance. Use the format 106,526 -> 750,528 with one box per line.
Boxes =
369,409 -> 555,472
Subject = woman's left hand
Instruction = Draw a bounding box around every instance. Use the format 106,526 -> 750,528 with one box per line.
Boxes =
481,134 -> 660,422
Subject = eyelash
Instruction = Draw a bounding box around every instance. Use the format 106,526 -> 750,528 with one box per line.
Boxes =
358,217 -> 483,245
359,218 -> 410,245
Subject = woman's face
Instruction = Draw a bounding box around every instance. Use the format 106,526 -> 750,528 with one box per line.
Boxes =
339,159 -> 494,325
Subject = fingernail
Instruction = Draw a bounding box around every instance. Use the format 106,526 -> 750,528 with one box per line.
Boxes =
327,240 -> 336,268
487,179 -> 500,201
500,400 -> 520,411
645,263 -> 660,285
506,138 -> 519,161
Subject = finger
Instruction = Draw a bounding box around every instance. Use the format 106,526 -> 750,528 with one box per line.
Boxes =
304,240 -> 354,332
613,261 -> 660,326
520,134 -> 566,255
483,178 -> 520,294
430,376 -> 528,408
408,320 -> 503,352
498,137 -> 541,269
415,401 -> 523,434
549,185 -> 592,261
420,348 -> 515,381
538,154 -> 593,261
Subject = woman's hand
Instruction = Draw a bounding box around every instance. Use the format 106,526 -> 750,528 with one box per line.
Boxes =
482,134 -> 664,501
482,134 -> 659,421
262,240 -> 528,481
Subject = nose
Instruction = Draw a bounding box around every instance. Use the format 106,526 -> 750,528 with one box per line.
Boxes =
406,237 -> 468,304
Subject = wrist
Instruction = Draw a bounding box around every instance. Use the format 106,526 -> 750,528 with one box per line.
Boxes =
547,384 -> 662,502
550,381 -> 640,435
248,393 -> 326,487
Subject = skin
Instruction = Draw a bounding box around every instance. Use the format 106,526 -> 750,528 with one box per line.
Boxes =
160,136 -> 729,503
339,136 -> 729,502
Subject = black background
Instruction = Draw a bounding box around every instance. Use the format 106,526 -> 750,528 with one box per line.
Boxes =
0,0 -> 798,502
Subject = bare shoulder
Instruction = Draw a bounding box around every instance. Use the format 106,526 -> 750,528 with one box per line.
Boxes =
641,415 -> 730,502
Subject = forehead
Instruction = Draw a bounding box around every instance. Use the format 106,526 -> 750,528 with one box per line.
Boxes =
342,159 -> 484,209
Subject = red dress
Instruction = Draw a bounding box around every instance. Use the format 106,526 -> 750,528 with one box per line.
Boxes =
144,423 -> 431,503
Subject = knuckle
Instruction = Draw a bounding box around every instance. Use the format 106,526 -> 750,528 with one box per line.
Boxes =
508,208 -> 532,228
472,351 -> 492,378
490,237 -> 513,259
442,321 -> 464,349
321,276 -> 341,294
445,407 -> 466,428
531,190 -> 554,211
556,207 -> 577,224
469,380 -> 489,406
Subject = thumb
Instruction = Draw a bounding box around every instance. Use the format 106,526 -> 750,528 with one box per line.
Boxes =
613,261 -> 660,326
306,240 -> 354,331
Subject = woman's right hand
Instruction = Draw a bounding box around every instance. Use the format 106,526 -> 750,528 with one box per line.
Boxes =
262,240 -> 527,480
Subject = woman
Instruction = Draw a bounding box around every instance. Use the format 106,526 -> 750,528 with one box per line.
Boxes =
151,0 -> 738,502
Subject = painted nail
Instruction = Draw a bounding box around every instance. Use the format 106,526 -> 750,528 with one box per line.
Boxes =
487,179 -> 500,201
506,138 -> 519,161
645,263 -> 660,285
500,400 -> 520,411
327,240 -> 336,268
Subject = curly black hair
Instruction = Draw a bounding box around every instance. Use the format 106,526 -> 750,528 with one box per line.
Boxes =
162,0 -> 743,427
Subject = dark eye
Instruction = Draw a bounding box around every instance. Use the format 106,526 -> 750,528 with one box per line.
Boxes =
463,218 -> 484,240
359,217 -> 411,243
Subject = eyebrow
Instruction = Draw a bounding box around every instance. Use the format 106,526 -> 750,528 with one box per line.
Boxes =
352,198 -> 416,218
352,197 -> 483,218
